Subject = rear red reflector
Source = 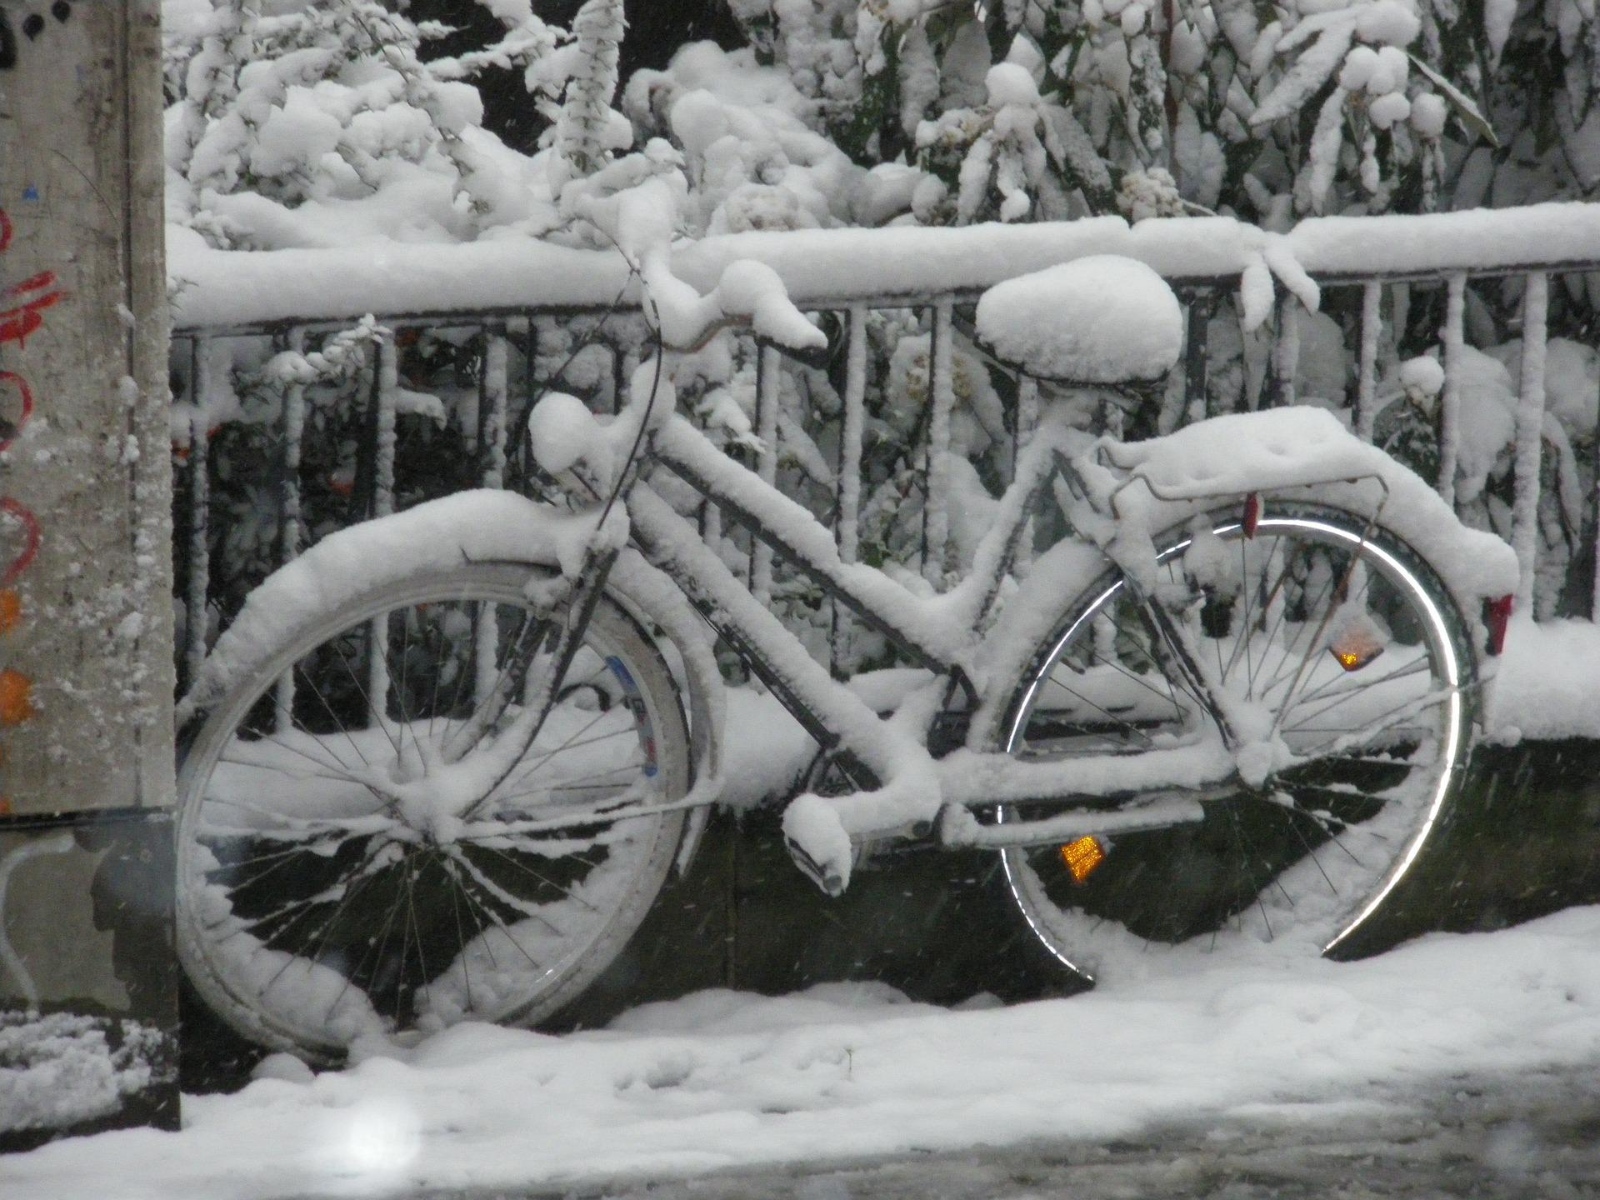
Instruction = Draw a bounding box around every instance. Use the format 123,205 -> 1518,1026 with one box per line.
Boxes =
1484,595 -> 1513,656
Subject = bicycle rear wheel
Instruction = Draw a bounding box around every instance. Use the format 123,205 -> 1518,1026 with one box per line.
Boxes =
176,563 -> 690,1062
997,501 -> 1474,982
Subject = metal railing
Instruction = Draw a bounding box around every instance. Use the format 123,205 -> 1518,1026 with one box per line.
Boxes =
169,207 -> 1600,689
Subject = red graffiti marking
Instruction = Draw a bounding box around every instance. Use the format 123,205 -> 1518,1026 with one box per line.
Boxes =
0,371 -> 33,453
0,498 -> 40,589
0,207 -> 54,752
0,270 -> 63,348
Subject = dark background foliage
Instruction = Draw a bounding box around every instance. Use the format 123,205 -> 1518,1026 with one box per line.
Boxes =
412,0 -> 745,153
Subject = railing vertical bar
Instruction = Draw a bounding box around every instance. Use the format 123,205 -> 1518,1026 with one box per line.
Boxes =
185,337 -> 212,692
752,342 -> 780,606
1594,369 -> 1600,621
511,316 -> 538,488
1512,272 -> 1549,616
925,300 -> 955,586
482,328 -> 509,490
1176,292 -> 1211,430
1013,374 -> 1040,572
374,335 -> 398,519
367,335 -> 399,726
1356,281 -> 1382,441
838,306 -> 867,566
475,328 -> 512,705
1438,273 -> 1467,506
831,305 -> 868,676
274,326 -> 307,733
1269,292 -> 1299,408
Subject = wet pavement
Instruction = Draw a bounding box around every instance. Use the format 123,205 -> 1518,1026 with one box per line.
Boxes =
404,1066 -> 1600,1200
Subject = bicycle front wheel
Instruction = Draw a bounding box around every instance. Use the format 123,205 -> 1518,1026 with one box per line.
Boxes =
997,502 -> 1474,982
176,563 -> 690,1062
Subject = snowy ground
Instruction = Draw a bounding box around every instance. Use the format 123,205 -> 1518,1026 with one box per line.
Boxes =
8,615 -> 1600,1198
10,906 -> 1600,1199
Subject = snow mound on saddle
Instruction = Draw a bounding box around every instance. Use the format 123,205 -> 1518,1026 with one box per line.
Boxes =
1101,405 -> 1521,617
975,254 -> 1183,383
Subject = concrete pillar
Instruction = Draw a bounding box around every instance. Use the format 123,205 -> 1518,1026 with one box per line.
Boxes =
0,0 -> 177,1146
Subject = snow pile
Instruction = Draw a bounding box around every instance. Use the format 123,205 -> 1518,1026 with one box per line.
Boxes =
974,255 -> 1183,382
13,907 -> 1600,1198
1489,616 -> 1600,742
0,1013 -> 164,1134
1491,337 -> 1599,444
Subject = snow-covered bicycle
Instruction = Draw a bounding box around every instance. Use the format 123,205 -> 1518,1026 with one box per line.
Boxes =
172,225 -> 1519,1063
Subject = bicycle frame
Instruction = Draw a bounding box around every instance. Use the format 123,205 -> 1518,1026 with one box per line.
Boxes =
576,407 -> 1245,866
496,294 -> 1505,897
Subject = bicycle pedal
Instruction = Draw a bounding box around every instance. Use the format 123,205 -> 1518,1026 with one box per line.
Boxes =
783,834 -> 846,897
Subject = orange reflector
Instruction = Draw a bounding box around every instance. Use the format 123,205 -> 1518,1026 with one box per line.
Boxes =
1059,836 -> 1106,884
1328,618 -> 1386,672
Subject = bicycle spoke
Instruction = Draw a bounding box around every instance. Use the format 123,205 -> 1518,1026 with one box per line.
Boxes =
325,634 -> 406,763
1282,657 -> 1433,733
443,843 -> 572,933
402,854 -> 431,1022
491,710 -> 633,798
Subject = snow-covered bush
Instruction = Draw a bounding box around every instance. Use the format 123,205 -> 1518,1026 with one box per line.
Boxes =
164,0 -> 571,250
1366,338 -> 1596,619
721,0 -> 1515,225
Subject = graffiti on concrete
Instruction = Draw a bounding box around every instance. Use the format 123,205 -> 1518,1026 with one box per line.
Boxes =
0,205 -> 61,814
0,271 -> 61,347
0,1 -> 73,68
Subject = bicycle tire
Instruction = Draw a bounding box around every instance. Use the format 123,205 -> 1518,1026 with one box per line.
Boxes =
995,500 -> 1475,983
175,562 -> 690,1063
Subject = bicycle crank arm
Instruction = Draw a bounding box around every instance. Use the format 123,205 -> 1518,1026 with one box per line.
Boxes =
938,792 -> 1217,850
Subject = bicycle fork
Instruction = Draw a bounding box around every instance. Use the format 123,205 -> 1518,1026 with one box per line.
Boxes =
442,546 -> 623,816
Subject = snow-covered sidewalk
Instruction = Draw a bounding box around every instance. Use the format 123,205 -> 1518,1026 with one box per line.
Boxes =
12,903 -> 1600,1200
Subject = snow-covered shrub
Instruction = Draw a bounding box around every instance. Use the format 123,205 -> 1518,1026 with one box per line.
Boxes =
1367,340 -> 1592,619
621,42 -> 867,234
165,0 -> 570,250
723,0 -> 1515,225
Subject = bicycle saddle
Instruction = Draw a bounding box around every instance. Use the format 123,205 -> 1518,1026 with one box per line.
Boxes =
973,254 -> 1183,386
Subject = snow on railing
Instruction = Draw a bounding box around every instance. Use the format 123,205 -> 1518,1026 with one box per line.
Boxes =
169,203 -> 1600,686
